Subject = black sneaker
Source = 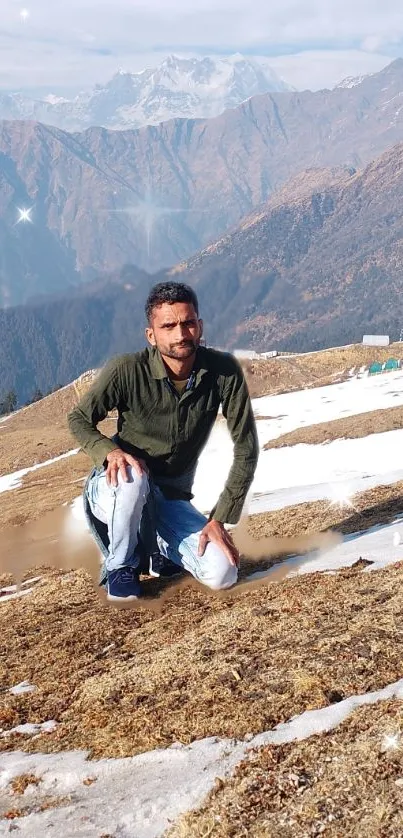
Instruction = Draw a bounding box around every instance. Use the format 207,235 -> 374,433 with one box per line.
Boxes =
106,567 -> 141,601
149,553 -> 183,579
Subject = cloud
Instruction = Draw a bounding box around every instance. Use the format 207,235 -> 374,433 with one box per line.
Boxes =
0,0 -> 402,91
268,49 -> 393,90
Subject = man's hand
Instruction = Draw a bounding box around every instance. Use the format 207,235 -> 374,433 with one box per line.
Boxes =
105,448 -> 148,487
198,520 -> 240,567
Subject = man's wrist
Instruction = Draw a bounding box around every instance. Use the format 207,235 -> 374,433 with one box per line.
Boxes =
209,518 -> 226,529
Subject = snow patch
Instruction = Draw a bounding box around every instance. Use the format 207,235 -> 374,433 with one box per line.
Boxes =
0,587 -> 33,603
1,679 -> 402,836
0,449 -> 80,494
193,368 -> 403,516
8,681 -> 36,696
1,720 -> 57,738
249,516 -> 403,583
254,677 -> 403,747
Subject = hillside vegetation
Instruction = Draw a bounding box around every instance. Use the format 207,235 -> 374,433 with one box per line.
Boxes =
1,59 -> 403,300
2,142 -> 403,402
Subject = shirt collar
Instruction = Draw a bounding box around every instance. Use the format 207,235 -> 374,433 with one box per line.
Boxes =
149,346 -> 168,379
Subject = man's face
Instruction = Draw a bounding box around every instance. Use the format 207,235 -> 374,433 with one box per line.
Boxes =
146,302 -> 203,360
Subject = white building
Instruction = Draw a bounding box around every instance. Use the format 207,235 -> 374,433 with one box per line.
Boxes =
362,335 -> 390,347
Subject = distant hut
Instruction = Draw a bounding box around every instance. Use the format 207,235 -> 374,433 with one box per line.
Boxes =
369,361 -> 383,375
363,335 -> 390,346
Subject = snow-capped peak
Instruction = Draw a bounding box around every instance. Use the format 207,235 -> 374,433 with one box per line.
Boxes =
336,74 -> 368,89
43,94 -> 68,105
0,53 -> 291,132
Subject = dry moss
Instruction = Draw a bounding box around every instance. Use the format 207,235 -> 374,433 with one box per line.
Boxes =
168,699 -> 403,837
264,404 -> 403,450
243,343 -> 403,399
9,773 -> 41,795
0,560 -> 402,760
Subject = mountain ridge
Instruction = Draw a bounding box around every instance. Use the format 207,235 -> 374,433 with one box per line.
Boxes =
1,141 -> 403,401
1,59 -> 403,305
0,53 -> 291,133
178,141 -> 403,350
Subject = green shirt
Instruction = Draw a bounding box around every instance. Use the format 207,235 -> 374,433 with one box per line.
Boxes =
67,345 -> 259,524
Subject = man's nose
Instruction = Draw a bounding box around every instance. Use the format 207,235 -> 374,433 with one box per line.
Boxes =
175,323 -> 190,339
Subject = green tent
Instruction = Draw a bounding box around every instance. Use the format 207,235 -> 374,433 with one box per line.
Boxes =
369,361 -> 383,375
384,358 -> 399,371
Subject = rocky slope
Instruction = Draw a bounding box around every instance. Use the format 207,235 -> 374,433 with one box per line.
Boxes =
177,142 -> 403,350
0,54 -> 291,132
1,141 -> 403,401
1,60 -> 403,303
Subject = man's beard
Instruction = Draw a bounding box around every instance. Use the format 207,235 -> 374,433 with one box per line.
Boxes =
162,339 -> 199,360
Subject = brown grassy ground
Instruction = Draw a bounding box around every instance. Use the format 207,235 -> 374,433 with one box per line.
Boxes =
248,480 -> 403,542
243,343 -> 403,398
1,349 -> 403,834
0,558 -> 402,761
0,451 -> 90,528
1,449 -> 402,562
0,382 -> 114,475
264,404 -> 403,450
2,342 -> 399,473
168,699 -> 403,838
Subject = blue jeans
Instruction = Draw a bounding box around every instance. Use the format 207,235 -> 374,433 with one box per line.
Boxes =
86,466 -> 238,590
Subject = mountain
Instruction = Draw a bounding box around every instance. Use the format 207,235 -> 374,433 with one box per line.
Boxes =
1,59 -> 403,305
0,54 -> 291,132
176,143 -> 403,350
2,141 -> 403,403
0,269 -> 159,404
335,73 -> 370,89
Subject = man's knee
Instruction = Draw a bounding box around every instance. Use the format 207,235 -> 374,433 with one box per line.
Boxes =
111,467 -> 149,517
199,545 -> 238,591
116,466 -> 149,493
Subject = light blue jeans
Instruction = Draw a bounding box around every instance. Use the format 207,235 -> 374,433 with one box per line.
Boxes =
86,466 -> 238,590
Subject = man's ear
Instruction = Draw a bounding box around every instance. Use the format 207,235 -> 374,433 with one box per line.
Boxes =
145,326 -> 156,346
198,318 -> 204,339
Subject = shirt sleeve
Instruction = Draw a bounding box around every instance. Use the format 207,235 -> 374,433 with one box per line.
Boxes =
210,359 -> 259,524
67,359 -> 123,468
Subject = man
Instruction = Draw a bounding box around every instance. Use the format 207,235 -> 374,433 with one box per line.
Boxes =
68,281 -> 259,601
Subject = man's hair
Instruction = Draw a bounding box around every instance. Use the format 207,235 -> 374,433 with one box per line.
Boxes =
145,281 -> 199,323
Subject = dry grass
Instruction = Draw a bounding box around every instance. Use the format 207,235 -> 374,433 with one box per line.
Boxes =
0,373 -> 115,528
3,341 -> 398,475
0,450 -> 91,528
247,480 -> 403,545
242,343 -> 403,399
2,795 -> 73,820
0,557 -> 402,760
9,773 -> 42,795
1,349 -> 403,834
168,699 -> 403,837
264,404 -> 403,450
0,367 -> 109,473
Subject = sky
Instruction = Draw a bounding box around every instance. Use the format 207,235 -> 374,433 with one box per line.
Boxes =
1,0 -> 402,94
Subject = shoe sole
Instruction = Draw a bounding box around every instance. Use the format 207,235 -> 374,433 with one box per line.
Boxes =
106,593 -> 140,601
149,561 -> 182,579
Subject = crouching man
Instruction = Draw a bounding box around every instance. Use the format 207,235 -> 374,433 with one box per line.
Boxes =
67,281 -> 259,601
